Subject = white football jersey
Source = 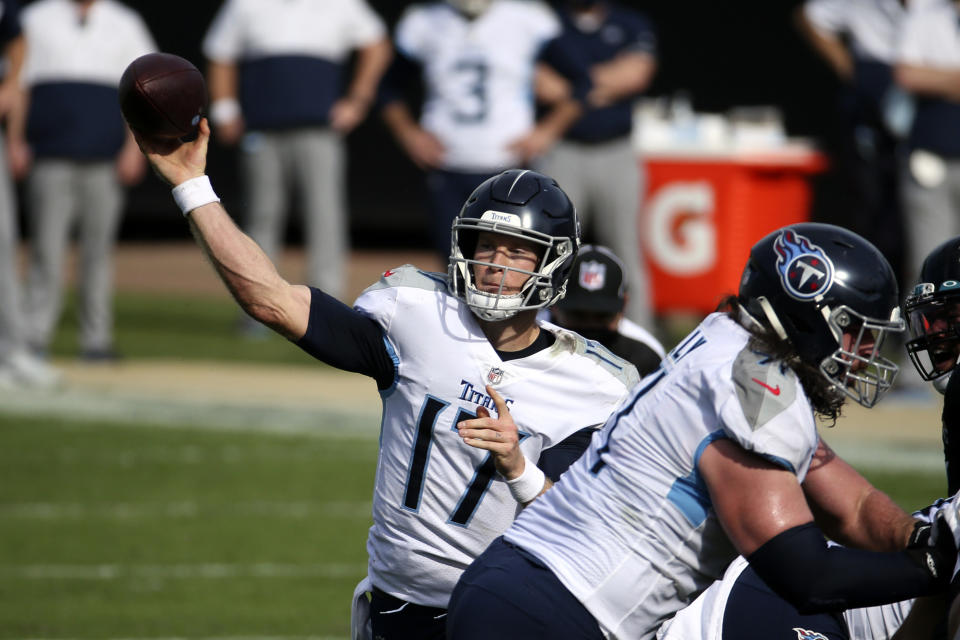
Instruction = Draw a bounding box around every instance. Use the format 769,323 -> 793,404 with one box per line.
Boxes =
505,312 -> 821,640
656,494 -> 960,640
355,265 -> 638,608
394,1 -> 560,171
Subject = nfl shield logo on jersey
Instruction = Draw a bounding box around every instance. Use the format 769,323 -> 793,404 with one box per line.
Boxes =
487,367 -> 504,385
793,628 -> 828,640
578,261 -> 607,291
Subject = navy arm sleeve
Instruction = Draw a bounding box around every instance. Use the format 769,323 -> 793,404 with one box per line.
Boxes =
294,287 -> 396,390
538,427 -> 595,482
746,522 -> 940,614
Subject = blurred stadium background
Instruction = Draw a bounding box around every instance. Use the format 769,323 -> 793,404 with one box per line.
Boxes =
111,0 -> 863,245
0,1 -> 950,639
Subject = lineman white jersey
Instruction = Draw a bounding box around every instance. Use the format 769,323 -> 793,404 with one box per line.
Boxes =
656,495 -> 960,640
394,1 -> 560,171
355,265 -> 638,608
505,312 -> 821,640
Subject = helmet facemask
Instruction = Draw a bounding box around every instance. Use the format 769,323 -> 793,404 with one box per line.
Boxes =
819,305 -> 903,408
449,217 -> 575,322
905,283 -> 960,386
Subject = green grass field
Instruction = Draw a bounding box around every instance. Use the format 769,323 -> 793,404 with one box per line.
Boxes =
0,414 -> 377,639
0,291 -> 948,638
48,291 -> 318,365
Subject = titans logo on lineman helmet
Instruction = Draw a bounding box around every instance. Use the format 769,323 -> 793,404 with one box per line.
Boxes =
774,230 -> 834,300
793,628 -> 828,640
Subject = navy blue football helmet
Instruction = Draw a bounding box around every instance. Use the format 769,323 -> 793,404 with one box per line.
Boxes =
905,236 -> 960,390
449,169 -> 580,321
738,223 -> 904,407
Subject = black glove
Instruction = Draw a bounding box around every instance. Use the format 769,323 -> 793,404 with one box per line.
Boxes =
906,511 -> 958,589
942,371 -> 960,494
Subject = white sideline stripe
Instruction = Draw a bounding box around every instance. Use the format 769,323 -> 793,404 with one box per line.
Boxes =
0,501 -> 373,520
0,562 -> 366,580
0,379 -> 944,471
0,387 -> 380,438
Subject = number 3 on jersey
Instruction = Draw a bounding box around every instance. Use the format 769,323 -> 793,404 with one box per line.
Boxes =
403,395 -> 512,527
452,60 -> 489,123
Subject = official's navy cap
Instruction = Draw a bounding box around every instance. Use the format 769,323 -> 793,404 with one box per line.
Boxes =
557,245 -> 626,314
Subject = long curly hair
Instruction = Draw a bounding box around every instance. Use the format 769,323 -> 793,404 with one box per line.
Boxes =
717,295 -> 845,425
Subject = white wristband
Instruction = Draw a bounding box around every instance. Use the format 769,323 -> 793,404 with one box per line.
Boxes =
172,175 -> 220,216
506,455 -> 546,504
209,98 -> 241,125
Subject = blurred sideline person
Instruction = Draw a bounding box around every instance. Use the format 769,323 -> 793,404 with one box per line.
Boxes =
0,0 -> 58,388
202,0 -> 391,325
379,0 -> 588,259
795,0 -> 909,291
133,122 -> 639,640
652,235 -> 960,640
447,223 -> 959,640
7,0 -> 155,361
536,0 -> 658,328
893,0 -> 960,301
545,244 -> 663,376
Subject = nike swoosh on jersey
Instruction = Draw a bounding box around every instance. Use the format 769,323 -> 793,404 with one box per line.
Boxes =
751,377 -> 781,396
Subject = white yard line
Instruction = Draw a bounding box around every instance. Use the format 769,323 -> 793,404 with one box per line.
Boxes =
0,563 -> 366,580
0,385 -> 380,438
0,501 -> 373,520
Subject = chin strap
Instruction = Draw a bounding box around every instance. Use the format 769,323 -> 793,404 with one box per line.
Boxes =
756,296 -> 789,341
739,299 -> 789,342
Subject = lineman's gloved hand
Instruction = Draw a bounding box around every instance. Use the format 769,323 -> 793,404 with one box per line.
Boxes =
907,505 -> 960,589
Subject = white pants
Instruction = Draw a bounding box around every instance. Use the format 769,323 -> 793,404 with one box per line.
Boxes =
24,159 -> 123,352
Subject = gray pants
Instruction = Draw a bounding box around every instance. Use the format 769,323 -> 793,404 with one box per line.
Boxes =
0,129 -> 23,361
538,138 -> 654,328
241,127 -> 347,299
24,159 -> 123,352
901,155 -> 960,292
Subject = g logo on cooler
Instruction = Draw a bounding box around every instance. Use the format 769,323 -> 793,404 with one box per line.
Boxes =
774,229 -> 833,300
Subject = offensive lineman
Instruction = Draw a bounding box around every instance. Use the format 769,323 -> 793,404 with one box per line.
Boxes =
134,119 -> 638,640
448,223 -> 959,639
654,235 -> 960,640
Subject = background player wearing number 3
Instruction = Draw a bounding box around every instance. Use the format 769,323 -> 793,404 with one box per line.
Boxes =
134,117 -> 638,640
379,0 -> 589,260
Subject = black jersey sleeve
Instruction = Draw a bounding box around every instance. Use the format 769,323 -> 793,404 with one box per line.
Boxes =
942,370 -> 960,494
294,287 -> 397,390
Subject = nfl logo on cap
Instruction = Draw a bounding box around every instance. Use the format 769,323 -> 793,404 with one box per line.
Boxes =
579,261 -> 607,291
557,245 -> 626,315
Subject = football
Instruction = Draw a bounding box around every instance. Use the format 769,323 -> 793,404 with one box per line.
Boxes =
118,52 -> 207,140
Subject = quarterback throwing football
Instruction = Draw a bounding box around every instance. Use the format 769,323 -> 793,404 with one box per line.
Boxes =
136,118 -> 638,640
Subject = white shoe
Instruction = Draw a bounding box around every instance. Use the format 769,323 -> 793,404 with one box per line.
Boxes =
6,349 -> 62,389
